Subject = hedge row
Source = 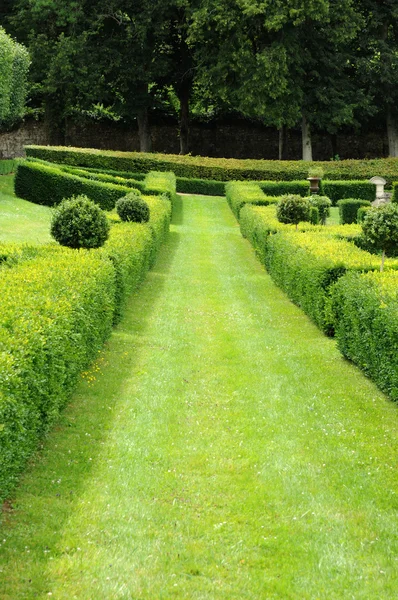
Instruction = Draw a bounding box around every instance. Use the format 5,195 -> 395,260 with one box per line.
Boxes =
14,160 -> 176,209
238,204 -> 398,334
332,271 -> 398,400
25,145 -> 398,184
0,201 -> 171,502
226,182 -> 278,218
321,180 -> 376,204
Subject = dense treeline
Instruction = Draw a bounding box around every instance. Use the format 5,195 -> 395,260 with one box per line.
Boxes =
1,0 -> 398,159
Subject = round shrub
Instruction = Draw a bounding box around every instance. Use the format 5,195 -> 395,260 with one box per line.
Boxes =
51,195 -> 110,249
116,193 -> 150,223
309,195 -> 332,225
362,203 -> 398,270
276,194 -> 311,228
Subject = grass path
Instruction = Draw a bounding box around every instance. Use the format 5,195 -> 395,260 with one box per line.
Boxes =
0,175 -> 52,244
1,195 -> 398,599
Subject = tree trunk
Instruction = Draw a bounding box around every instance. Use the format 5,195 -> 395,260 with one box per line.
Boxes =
387,108 -> 398,157
278,126 -> 284,160
137,108 -> 152,153
302,114 -> 313,161
178,80 -> 191,155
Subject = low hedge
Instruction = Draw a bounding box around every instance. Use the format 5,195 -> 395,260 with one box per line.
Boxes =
337,199 -> 372,224
59,164 -> 146,192
25,145 -> 398,184
321,180 -> 376,204
332,270 -> 398,400
226,182 -> 278,219
176,176 -> 225,196
15,160 -> 132,210
14,160 -> 176,210
144,171 -> 177,203
0,198 -> 171,502
392,182 -> 398,202
259,180 -> 309,197
264,232 -> 398,334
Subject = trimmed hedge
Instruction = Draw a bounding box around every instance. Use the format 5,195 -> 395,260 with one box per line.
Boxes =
15,160 -> 132,210
321,180 -> 376,204
392,182 -> 398,202
259,180 -> 309,197
332,271 -> 398,400
176,176 -> 225,196
14,160 -> 176,210
25,145 -> 398,184
0,248 -> 116,500
226,182 -> 278,219
337,199 -> 372,224
264,232 -> 398,334
0,196 -> 171,502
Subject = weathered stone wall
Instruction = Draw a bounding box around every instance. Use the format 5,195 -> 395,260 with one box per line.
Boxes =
0,117 -> 390,161
0,120 -> 50,158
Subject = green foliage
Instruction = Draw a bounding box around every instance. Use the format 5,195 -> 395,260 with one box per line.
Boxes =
25,146 -> 398,184
362,204 -> 398,265
332,271 -> 398,400
259,180 -> 309,197
276,194 -> 311,227
392,182 -> 398,203
176,176 -> 225,196
144,171 -> 177,202
0,27 -> 30,128
321,180 -> 376,204
226,182 -> 278,219
310,195 -> 332,225
15,160 -> 132,210
357,205 -> 372,224
116,194 -> 150,223
51,195 -> 110,249
338,198 -> 372,224
0,159 -> 17,175
310,205 -> 320,225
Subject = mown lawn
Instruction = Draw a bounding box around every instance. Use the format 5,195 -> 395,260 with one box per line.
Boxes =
0,174 -> 52,243
0,194 -> 397,599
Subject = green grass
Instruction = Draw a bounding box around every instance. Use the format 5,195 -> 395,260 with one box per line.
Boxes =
1,195 -> 398,598
0,174 -> 52,243
326,206 -> 340,225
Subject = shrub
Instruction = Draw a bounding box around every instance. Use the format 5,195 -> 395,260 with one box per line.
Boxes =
338,198 -> 372,224
51,195 -> 110,249
332,270 -> 398,400
116,193 -> 149,223
144,171 -> 177,202
310,205 -> 320,225
321,180 -> 376,204
276,194 -> 311,228
357,205 -> 372,223
176,176 -> 225,196
309,195 -> 332,225
361,203 -> 398,270
258,180 -> 309,197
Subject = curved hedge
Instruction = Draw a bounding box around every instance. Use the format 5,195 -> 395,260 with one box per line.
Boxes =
226,182 -> 278,218
25,145 -> 398,184
14,160 -> 176,209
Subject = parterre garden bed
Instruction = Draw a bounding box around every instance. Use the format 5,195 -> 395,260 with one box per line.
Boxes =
2,146 -> 398,501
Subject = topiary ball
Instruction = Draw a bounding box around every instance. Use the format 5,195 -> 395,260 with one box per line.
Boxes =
276,194 -> 311,227
116,193 -> 150,223
51,195 -> 110,249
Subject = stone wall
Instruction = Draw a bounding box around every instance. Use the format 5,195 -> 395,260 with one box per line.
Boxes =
0,117 -> 390,161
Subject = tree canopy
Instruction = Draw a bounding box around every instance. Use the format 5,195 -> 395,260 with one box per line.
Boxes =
2,0 -> 398,157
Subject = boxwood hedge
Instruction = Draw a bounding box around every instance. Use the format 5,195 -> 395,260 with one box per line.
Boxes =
321,180 -> 376,204
226,182 -> 278,218
25,145 -> 398,184
332,270 -> 398,400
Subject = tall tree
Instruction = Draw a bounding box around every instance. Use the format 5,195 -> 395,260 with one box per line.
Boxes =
355,0 -> 398,157
0,27 -> 30,130
189,0 -> 362,160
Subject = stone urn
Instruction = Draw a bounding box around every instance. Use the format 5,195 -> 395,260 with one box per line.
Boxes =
307,177 -> 321,195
